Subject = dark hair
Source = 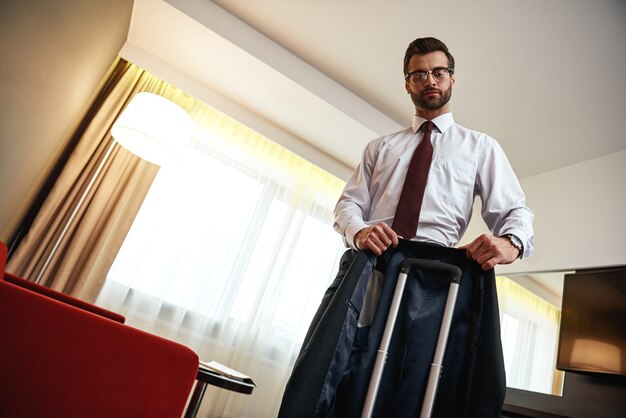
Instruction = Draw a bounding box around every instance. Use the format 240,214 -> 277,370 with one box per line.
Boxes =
403,37 -> 455,75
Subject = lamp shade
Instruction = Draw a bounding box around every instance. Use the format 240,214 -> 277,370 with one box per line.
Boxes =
111,92 -> 195,166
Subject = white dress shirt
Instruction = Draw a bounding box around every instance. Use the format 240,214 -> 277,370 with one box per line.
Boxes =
333,112 -> 534,257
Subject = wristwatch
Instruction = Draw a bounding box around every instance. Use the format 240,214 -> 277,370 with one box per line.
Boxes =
503,234 -> 523,258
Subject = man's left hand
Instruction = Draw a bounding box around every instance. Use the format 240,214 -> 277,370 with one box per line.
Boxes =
459,234 -> 520,271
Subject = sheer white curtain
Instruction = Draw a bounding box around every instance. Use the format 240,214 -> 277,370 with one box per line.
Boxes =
95,100 -> 347,417
496,276 -> 563,395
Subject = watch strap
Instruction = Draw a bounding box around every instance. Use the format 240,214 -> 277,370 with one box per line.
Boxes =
503,234 -> 523,258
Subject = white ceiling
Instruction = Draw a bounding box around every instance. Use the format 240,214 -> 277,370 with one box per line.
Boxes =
123,0 -> 626,182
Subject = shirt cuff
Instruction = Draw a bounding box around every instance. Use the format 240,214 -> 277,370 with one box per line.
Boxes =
345,221 -> 368,249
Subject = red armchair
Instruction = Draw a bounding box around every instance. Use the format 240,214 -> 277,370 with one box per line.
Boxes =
0,242 -> 199,418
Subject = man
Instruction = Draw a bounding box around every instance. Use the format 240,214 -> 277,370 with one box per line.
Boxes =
279,37 -> 533,418
334,37 -> 534,267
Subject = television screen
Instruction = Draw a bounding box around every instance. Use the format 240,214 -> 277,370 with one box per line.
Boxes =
557,267 -> 626,375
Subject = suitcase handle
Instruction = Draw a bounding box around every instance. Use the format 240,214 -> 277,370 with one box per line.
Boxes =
361,258 -> 462,418
400,258 -> 462,284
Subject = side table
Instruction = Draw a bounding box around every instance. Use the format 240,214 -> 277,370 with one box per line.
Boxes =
184,364 -> 256,418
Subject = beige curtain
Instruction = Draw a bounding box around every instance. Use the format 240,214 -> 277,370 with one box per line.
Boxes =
7,59 -> 190,302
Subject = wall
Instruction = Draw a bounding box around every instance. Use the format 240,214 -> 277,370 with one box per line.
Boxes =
0,0 -> 134,242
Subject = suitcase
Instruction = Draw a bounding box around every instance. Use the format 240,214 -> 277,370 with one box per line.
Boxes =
360,258 -> 463,418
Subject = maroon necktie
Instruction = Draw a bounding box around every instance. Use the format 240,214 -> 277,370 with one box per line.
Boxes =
392,121 -> 434,239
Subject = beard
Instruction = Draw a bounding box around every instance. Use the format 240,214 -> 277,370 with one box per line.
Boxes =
410,85 -> 452,111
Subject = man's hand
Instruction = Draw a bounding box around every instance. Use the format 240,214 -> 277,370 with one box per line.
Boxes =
459,234 -> 520,271
354,223 -> 399,256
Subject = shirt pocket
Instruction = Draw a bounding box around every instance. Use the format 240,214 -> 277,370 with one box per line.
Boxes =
429,155 -> 476,209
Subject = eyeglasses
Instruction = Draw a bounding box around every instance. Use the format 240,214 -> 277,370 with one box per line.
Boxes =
405,67 -> 454,84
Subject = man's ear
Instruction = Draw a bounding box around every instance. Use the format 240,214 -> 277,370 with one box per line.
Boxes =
450,74 -> 456,89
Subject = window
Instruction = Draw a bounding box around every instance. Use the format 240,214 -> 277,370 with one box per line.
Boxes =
496,275 -> 564,395
96,101 -> 347,416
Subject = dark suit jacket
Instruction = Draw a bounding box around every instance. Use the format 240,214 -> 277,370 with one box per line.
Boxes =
278,240 -> 506,418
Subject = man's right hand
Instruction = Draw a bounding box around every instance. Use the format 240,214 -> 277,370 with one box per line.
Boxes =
354,223 -> 399,256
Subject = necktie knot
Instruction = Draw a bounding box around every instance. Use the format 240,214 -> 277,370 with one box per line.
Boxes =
421,120 -> 434,134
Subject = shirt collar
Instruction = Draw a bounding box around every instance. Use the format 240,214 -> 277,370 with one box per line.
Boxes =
412,112 -> 455,134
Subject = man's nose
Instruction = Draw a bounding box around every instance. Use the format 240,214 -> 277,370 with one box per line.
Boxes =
424,72 -> 437,86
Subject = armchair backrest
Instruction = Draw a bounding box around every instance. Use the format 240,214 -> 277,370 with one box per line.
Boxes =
0,266 -> 199,418
4,272 -> 126,323
0,240 -> 200,417
0,241 -> 124,323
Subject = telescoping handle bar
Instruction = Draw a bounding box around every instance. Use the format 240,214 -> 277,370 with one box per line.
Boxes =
360,258 -> 463,418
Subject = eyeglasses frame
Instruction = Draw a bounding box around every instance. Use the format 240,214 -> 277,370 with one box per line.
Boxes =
405,67 -> 455,83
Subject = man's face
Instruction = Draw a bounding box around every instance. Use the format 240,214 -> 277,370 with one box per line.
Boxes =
405,51 -> 455,117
